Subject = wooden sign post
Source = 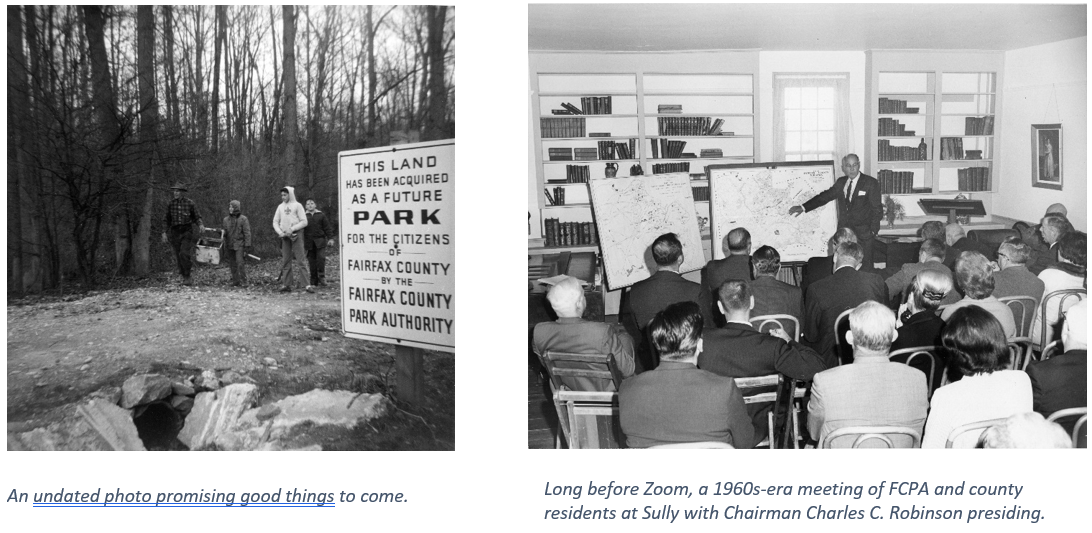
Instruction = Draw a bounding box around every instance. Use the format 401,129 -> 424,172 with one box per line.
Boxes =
337,140 -> 455,406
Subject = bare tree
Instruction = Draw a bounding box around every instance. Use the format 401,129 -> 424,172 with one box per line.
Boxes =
282,5 -> 298,187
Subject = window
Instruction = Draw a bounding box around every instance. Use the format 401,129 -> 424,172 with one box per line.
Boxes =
773,74 -> 851,163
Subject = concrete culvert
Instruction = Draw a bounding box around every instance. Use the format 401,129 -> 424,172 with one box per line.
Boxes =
132,400 -> 185,450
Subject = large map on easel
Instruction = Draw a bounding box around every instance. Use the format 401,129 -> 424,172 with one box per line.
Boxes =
589,173 -> 704,290
708,161 -> 838,262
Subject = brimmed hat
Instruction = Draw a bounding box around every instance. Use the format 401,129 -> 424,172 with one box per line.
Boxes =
169,182 -> 188,192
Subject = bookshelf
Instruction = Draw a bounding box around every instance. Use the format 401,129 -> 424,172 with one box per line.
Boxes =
865,51 -> 1003,217
530,58 -> 758,251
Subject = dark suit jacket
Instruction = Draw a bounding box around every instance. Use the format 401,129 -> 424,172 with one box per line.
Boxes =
624,270 -> 714,330
1028,242 -> 1060,275
699,322 -> 827,439
701,254 -> 752,296
1027,349 -> 1087,434
891,311 -> 947,392
802,256 -> 834,293
992,265 -> 1046,303
619,361 -> 755,448
750,276 -> 803,331
802,173 -> 883,236
944,237 -> 997,270
804,266 -> 889,366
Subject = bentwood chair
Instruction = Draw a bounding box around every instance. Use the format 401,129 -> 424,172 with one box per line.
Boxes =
832,308 -> 854,366
997,295 -> 1038,370
888,345 -> 942,399
819,426 -> 922,449
750,314 -> 801,342
1047,407 -> 1088,448
1039,340 -> 1064,362
648,441 -> 734,449
945,418 -> 1008,448
1038,289 -> 1085,348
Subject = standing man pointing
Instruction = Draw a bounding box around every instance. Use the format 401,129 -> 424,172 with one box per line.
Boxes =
788,154 -> 883,269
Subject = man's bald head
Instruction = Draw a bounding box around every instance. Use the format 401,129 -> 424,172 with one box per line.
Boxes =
1046,203 -> 1068,217
725,227 -> 751,256
945,223 -> 965,246
546,277 -> 586,318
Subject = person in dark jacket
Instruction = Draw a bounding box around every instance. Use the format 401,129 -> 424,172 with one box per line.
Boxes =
304,199 -> 335,286
222,200 -> 252,287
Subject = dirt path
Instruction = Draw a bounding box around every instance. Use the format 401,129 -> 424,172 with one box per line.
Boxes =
7,262 -> 454,450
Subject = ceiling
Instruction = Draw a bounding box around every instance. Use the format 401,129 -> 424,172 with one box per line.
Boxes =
529,3 -> 1087,52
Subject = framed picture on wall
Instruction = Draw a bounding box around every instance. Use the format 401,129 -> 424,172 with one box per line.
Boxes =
1031,123 -> 1062,190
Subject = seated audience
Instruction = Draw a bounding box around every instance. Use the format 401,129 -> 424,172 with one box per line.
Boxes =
750,245 -> 803,331
991,237 -> 1045,303
807,301 -> 928,448
920,220 -> 957,268
885,238 -> 957,307
699,280 -> 826,439
804,241 -> 888,365
1027,299 -> 1087,436
1028,214 -> 1073,274
976,412 -> 1072,449
891,270 -> 953,392
1031,231 -> 1087,348
623,232 -> 715,371
619,301 -> 754,448
701,227 -> 753,297
941,251 -> 1017,338
533,276 -> 635,391
943,223 -> 994,269
801,227 -> 856,292
922,306 -> 1033,448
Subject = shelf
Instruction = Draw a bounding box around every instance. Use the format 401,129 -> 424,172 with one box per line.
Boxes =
647,134 -> 752,139
648,113 -> 754,118
938,159 -> 993,163
544,182 -> 592,186
643,91 -> 752,96
878,113 -> 930,116
543,203 -> 591,209
541,136 -> 640,141
540,114 -> 639,119
538,91 -> 636,97
529,244 -> 600,255
878,136 -> 929,139
544,159 -> 640,164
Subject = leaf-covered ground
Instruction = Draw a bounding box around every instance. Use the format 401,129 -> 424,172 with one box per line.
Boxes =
6,254 -> 454,450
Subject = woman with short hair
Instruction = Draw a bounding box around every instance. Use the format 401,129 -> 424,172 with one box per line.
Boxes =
940,251 -> 1016,337
921,306 -> 1032,448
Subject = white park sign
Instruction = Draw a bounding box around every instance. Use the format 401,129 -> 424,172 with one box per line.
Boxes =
338,139 -> 454,352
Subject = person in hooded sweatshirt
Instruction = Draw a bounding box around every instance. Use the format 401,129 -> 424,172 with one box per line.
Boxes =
273,186 -> 312,293
222,200 -> 252,287
304,199 -> 335,286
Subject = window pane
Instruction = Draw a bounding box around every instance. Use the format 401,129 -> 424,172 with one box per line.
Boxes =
801,132 -> 818,151
818,87 -> 834,108
802,153 -> 818,161
785,88 -> 800,108
818,131 -> 834,152
786,154 -> 801,162
818,109 -> 834,130
786,131 -> 801,151
801,110 -> 818,130
786,110 -> 801,130
818,153 -> 833,161
801,87 -> 817,108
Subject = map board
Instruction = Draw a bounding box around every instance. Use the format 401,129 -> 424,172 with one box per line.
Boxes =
589,173 -> 704,290
337,139 -> 454,353
708,161 -> 837,263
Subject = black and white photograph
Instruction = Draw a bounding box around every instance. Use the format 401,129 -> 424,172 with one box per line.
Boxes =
7,5 -> 455,451
527,3 -> 1086,450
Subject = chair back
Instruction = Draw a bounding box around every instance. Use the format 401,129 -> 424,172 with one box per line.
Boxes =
734,374 -> 785,449
647,441 -> 734,449
1039,340 -> 1064,362
832,308 -> 854,365
998,296 -> 1038,338
1047,407 -> 1088,449
1040,289 -> 1086,347
945,417 -> 1007,448
750,314 -> 801,342
553,390 -> 621,449
888,345 -> 941,398
819,426 -> 922,449
541,351 -> 623,393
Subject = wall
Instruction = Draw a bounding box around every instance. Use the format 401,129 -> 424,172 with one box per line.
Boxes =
998,36 -> 1087,231
757,51 -> 866,163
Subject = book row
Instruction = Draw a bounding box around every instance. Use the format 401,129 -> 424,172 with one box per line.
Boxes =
877,118 -> 917,137
939,137 -> 986,160
543,219 -> 598,248
692,186 -> 710,202
956,167 -> 991,192
877,139 -> 928,162
600,139 -> 637,160
877,170 -> 920,194
651,139 -> 688,159
541,117 -> 586,138
652,162 -> 691,174
964,116 -> 994,136
565,165 -> 590,183
544,187 -> 567,206
657,116 -> 726,136
878,97 -> 920,114
549,96 -> 614,116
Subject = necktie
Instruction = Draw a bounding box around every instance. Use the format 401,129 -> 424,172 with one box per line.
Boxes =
845,177 -> 856,200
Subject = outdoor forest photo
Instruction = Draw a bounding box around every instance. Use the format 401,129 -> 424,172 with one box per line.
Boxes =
6,5 -> 455,451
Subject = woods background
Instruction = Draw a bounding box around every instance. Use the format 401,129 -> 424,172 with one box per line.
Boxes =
7,5 -> 455,294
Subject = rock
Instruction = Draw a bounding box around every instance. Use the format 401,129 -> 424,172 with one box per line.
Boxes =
120,374 -> 173,408
87,386 -> 122,406
170,395 -> 194,414
80,365 -> 90,371
195,370 -> 220,392
172,382 -> 196,396
83,357 -> 93,364
177,384 -> 259,450
220,370 -> 245,385
75,399 -> 146,451
256,405 -> 281,421
239,390 -> 387,443
262,357 -> 277,366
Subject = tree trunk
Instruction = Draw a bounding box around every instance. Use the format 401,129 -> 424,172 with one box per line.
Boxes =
366,5 -> 377,143
210,5 -> 225,153
25,6 -> 48,291
163,6 -> 181,131
194,6 -> 207,148
8,6 -> 27,294
282,5 -> 298,187
134,5 -> 158,277
422,6 -> 448,141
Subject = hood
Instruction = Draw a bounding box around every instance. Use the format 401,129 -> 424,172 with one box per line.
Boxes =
281,185 -> 298,204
